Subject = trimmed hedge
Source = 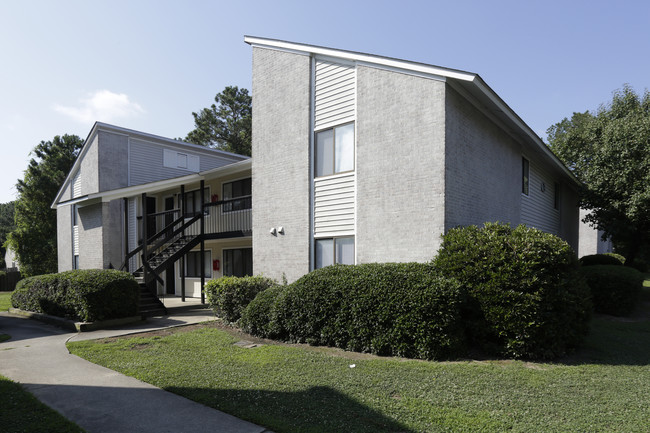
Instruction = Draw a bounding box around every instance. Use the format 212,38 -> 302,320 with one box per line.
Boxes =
604,253 -> 626,265
239,285 -> 286,339
0,270 -> 22,291
205,276 -> 276,323
579,254 -> 623,267
433,223 -> 592,360
11,269 -> 139,322
580,265 -> 644,316
242,263 -> 466,360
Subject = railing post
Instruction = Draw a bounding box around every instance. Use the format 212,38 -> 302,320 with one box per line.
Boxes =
142,193 -> 148,287
123,197 -> 129,272
200,180 -> 205,304
180,185 -> 185,302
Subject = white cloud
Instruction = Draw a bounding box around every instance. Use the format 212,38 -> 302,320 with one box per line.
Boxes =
54,90 -> 144,123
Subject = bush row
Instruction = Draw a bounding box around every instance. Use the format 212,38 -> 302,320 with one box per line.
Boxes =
0,270 -> 22,291
205,275 -> 276,323
240,263 -> 466,360
579,253 -> 624,267
580,265 -> 644,316
11,269 -> 139,322
213,223 -> 610,360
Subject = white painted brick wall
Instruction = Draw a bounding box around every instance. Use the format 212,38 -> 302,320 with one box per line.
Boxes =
251,47 -> 312,282
356,66 -> 446,263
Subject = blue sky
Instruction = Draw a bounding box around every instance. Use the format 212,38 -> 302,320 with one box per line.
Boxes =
1,0 -> 648,203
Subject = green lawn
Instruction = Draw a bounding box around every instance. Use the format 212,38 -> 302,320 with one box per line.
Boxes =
0,291 -> 12,312
0,375 -> 85,432
68,278 -> 650,433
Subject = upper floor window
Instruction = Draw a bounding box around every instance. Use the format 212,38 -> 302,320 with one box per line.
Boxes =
223,178 -> 251,212
522,157 -> 530,195
181,187 -> 209,217
315,123 -> 354,177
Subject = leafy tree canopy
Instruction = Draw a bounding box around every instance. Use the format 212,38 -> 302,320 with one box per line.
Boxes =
6,134 -> 83,276
184,86 -> 252,156
546,85 -> 650,264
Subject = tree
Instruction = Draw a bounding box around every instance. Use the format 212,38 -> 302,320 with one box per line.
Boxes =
0,201 -> 16,269
546,85 -> 650,265
185,86 -> 252,156
6,134 -> 83,276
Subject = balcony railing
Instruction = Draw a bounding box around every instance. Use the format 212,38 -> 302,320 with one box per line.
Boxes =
137,196 -> 252,243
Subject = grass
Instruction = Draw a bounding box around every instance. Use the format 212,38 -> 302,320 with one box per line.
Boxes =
68,278 -> 650,433
0,291 -> 12,312
0,375 -> 85,432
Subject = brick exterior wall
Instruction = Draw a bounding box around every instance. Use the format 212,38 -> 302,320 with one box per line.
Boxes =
78,203 -> 104,269
57,205 -> 72,272
251,47 -> 312,282
444,85 -> 521,230
356,66 -> 446,262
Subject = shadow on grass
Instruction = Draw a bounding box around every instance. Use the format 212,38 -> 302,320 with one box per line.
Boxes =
166,385 -> 414,433
558,284 -> 650,367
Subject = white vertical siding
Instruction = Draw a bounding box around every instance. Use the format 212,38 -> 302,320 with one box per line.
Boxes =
314,59 -> 356,131
72,225 -> 79,254
314,173 -> 355,237
521,160 -> 560,235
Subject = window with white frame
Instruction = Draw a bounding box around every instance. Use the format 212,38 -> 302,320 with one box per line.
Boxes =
315,237 -> 354,269
223,248 -> 253,277
315,123 -> 354,177
185,250 -> 212,278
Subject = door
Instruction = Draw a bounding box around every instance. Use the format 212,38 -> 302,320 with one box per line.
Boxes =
164,196 -> 175,236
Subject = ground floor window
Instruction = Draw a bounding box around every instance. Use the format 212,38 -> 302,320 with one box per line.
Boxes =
185,250 -> 212,278
223,248 -> 252,277
315,236 -> 354,269
73,255 -> 79,270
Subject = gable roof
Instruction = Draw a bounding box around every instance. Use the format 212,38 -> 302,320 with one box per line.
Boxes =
52,122 -> 249,207
244,36 -> 578,185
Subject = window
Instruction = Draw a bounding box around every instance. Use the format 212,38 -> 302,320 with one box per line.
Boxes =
223,178 -> 252,212
185,250 -> 212,278
223,248 -> 253,277
522,157 -> 530,195
315,123 -> 354,177
180,188 -> 209,217
73,255 -> 79,270
315,237 -> 354,269
72,204 -> 78,227
554,182 -> 560,210
163,149 -> 199,171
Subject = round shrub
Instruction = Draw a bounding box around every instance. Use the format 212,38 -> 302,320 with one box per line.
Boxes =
239,285 -> 286,339
580,265 -> 644,316
11,269 -> 139,322
433,222 -> 591,360
273,263 -> 466,360
580,254 -> 623,267
205,275 -> 276,323
604,253 -> 626,265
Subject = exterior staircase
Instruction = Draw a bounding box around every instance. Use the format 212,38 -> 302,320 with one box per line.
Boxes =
131,234 -> 202,318
137,282 -> 167,317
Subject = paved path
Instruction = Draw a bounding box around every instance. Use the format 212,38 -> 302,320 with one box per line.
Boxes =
0,309 -> 271,433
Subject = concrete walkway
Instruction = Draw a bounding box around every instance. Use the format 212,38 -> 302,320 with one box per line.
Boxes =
0,302 -> 271,433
